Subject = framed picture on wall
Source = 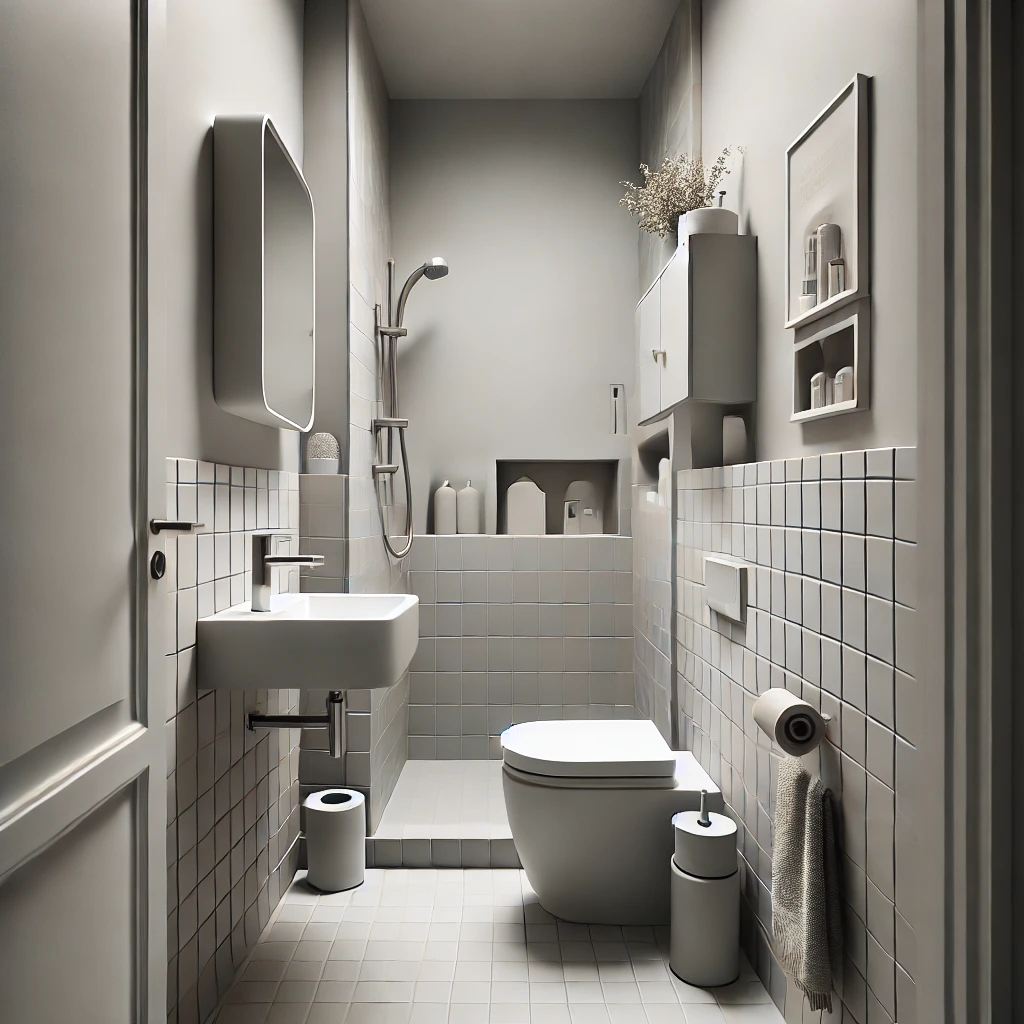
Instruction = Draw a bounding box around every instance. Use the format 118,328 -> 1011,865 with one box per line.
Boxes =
784,73 -> 871,330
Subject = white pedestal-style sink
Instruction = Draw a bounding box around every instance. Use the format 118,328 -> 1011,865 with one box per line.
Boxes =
198,592 -> 419,691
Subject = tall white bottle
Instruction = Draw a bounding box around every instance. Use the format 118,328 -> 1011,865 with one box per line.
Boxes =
457,480 -> 482,534
434,480 -> 457,535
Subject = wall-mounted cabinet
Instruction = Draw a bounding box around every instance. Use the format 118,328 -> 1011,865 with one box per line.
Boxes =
635,234 -> 757,425
213,115 -> 316,431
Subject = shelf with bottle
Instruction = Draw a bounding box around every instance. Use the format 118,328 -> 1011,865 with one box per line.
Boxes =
791,305 -> 869,423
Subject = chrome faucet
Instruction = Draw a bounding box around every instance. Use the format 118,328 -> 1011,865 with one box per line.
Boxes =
251,533 -> 324,612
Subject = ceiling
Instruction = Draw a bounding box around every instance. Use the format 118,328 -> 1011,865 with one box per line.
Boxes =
360,0 -> 681,100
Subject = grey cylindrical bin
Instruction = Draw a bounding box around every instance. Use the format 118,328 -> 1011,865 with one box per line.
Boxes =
304,789 -> 366,892
669,801 -> 739,987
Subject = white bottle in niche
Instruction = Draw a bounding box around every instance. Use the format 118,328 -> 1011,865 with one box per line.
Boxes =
506,477 -> 546,535
833,365 -> 854,404
434,480 -> 457,535
457,480 -> 482,534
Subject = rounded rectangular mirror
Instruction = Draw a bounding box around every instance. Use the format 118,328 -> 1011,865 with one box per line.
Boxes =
213,114 -> 315,431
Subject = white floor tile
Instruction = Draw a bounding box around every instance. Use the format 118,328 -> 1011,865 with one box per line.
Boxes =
218,870 -> 781,1024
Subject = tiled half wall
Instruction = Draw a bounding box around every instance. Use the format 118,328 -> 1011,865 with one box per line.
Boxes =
406,534 -> 635,759
296,474 -> 409,837
632,481 -> 674,744
163,458 -> 302,1024
676,448 -> 918,1024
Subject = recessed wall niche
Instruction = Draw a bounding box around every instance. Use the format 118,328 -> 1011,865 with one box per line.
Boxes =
496,460 -> 621,536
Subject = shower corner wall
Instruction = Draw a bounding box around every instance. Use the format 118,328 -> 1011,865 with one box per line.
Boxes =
345,0 -> 407,830
295,0 -> 408,836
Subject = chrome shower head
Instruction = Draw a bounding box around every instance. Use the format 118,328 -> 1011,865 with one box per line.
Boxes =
395,256 -> 449,326
423,256 -> 449,280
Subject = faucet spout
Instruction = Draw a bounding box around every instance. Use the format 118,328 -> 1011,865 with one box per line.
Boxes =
251,533 -> 323,612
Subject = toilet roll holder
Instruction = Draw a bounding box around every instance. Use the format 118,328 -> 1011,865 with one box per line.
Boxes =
752,686 -> 832,756
248,690 -> 346,759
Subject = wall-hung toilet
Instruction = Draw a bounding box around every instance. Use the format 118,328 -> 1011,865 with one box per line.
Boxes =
501,719 -> 722,925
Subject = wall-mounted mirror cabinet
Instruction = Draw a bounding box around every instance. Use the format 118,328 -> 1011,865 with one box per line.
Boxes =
214,114 -> 315,431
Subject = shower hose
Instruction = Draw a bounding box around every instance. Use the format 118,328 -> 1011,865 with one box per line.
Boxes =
376,423 -> 414,560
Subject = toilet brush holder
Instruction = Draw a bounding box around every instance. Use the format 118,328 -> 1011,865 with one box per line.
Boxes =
669,793 -> 740,987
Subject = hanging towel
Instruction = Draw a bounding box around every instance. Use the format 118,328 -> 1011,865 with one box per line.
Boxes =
771,757 -> 843,1012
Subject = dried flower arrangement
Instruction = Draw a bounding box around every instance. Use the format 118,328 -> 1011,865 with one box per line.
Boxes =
620,148 -> 733,236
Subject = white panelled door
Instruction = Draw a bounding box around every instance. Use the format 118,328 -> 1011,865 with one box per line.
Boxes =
0,1 -> 166,1021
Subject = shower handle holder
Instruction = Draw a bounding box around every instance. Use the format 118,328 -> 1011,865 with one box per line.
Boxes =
373,417 -> 409,432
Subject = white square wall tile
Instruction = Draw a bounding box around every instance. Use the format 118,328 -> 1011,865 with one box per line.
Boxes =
820,482 -> 842,532
842,450 -> 866,478
842,481 -> 866,534
866,448 -> 895,479
842,535 -> 866,592
866,481 -> 894,538
866,538 -> 894,601
894,482 -> 917,543
894,542 -> 916,609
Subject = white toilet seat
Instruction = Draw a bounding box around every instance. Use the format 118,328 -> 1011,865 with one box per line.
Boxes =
501,719 -> 677,778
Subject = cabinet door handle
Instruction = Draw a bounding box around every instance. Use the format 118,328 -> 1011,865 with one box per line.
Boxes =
651,349 -> 666,364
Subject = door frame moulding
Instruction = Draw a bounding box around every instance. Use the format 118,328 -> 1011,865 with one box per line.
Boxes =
916,0 -> 1021,1020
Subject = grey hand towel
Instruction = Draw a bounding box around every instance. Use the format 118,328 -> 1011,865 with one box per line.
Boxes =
771,757 -> 843,1012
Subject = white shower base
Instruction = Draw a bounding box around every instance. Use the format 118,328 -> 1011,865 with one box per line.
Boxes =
368,761 -> 519,869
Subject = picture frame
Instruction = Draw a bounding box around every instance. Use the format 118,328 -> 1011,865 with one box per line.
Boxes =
784,73 -> 870,330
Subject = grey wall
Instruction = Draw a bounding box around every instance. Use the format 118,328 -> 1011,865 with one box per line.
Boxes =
389,100 -> 638,534
346,0 -> 409,828
638,0 -> 701,293
700,0 -> 918,458
165,0 -> 305,472
302,0 -> 350,456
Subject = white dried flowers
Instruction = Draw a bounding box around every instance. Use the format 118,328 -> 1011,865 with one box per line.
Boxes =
620,148 -> 733,236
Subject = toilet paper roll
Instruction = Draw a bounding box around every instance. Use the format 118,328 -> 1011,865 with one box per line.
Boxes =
304,788 -> 366,893
657,459 -> 671,507
752,687 -> 827,756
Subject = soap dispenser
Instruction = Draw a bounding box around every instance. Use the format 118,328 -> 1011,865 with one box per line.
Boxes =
456,481 -> 482,534
433,480 -> 457,535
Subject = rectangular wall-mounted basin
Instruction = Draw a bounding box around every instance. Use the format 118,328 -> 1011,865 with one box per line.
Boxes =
198,592 -> 419,691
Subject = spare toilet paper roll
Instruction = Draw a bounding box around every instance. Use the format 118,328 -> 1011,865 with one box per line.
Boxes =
304,788 -> 366,893
752,687 -> 827,757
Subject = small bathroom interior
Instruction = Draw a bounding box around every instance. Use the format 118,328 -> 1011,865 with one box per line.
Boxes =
2,1 -> 930,1023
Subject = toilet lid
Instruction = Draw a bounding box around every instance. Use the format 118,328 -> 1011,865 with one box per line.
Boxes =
500,720 -> 676,778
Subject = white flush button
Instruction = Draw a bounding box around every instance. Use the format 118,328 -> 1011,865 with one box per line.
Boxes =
703,556 -> 748,622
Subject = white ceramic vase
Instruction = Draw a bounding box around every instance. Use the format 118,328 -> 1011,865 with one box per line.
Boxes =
678,206 -> 739,241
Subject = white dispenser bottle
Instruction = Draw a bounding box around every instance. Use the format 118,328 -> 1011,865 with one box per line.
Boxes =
457,480 -> 482,534
506,477 -> 546,535
434,480 -> 457,535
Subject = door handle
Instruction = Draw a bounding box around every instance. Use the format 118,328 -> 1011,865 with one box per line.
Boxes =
149,519 -> 204,534
651,349 -> 666,364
